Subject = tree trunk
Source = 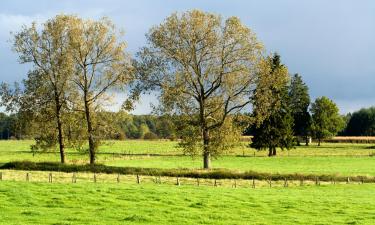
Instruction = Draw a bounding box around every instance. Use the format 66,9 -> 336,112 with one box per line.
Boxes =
268,147 -> 272,157
272,147 -> 277,156
318,138 -> 321,146
305,135 -> 309,146
56,115 -> 65,163
203,128 -> 210,169
84,97 -> 95,164
54,94 -> 65,164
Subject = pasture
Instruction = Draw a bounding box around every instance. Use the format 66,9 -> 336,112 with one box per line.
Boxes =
1,140 -> 375,224
1,181 -> 375,224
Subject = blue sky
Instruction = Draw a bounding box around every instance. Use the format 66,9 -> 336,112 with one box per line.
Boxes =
1,0 -> 374,114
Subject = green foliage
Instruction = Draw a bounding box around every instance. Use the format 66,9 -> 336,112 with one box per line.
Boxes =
344,107 -> 375,136
136,10 -> 264,168
289,74 -> 311,144
310,96 -> 345,145
251,53 -> 295,156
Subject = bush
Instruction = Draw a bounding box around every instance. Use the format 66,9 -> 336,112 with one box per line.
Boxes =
143,132 -> 158,140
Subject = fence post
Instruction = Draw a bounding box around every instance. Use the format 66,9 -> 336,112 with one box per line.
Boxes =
233,180 -> 237,188
0,172 -> 2,181
26,173 -> 30,182
252,178 -> 255,188
158,176 -> 162,184
72,173 -> 76,183
268,178 -> 272,188
48,173 -> 52,183
196,178 -> 200,186
176,177 -> 180,186
136,174 -> 140,184
315,177 -> 320,186
284,178 -> 288,187
214,179 -> 217,187
117,174 -> 120,183
300,178 -> 304,186
346,177 -> 350,184
93,173 -> 97,183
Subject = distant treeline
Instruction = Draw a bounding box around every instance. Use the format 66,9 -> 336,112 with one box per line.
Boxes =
0,112 -> 177,140
2,106 -> 375,140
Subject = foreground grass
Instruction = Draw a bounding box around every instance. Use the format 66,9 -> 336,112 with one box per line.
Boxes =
0,181 -> 374,224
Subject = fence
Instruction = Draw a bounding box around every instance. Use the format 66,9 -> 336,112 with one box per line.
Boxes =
0,170 -> 369,189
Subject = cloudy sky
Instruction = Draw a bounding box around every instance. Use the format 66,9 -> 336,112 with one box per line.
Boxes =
1,0 -> 374,114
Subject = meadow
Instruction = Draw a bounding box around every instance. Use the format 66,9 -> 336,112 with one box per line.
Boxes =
1,181 -> 375,225
1,140 -> 375,224
1,140 -> 375,176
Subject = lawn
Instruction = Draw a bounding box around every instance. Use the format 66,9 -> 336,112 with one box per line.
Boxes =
0,180 -> 374,224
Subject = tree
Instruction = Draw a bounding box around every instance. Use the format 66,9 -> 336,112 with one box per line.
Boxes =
289,73 -> 311,145
68,17 -> 133,164
3,15 -> 76,163
135,10 -> 263,168
344,107 -> 375,136
251,53 -> 294,156
310,96 -> 344,146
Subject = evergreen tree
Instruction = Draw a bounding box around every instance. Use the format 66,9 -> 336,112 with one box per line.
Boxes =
289,74 -> 311,145
251,53 -> 295,156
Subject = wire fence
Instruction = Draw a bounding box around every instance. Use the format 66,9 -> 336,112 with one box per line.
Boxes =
0,170 -> 368,189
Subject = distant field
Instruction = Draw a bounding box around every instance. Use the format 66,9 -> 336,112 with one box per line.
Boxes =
1,140 -> 375,176
0,180 -> 374,225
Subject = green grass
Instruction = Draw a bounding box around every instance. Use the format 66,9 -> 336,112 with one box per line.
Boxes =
2,140 -> 375,176
0,180 -> 375,224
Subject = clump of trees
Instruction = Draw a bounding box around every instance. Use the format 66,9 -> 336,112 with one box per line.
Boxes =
251,53 -> 294,156
342,107 -> 375,136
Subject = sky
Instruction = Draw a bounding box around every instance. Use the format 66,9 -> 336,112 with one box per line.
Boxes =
0,0 -> 374,114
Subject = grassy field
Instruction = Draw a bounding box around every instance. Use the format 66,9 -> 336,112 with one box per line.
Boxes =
1,140 -> 375,224
0,180 -> 374,224
1,140 -> 375,176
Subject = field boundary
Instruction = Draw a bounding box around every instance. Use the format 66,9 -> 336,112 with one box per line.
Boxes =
0,161 -> 374,183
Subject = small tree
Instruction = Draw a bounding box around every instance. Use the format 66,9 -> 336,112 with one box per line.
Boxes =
310,96 -> 344,146
289,73 -> 311,145
135,10 -> 264,168
68,17 -> 133,164
251,53 -> 294,156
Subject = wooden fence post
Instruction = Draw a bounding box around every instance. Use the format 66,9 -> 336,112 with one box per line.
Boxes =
232,180 -> 237,188
72,173 -> 76,183
252,178 -> 255,189
315,177 -> 320,186
176,177 -> 180,186
93,173 -> 97,183
26,173 -> 30,182
346,177 -> 350,184
136,174 -> 140,184
0,172 -> 2,181
117,174 -> 120,183
300,178 -> 304,186
196,178 -> 200,186
284,178 -> 288,187
48,173 -> 52,183
214,179 -> 217,187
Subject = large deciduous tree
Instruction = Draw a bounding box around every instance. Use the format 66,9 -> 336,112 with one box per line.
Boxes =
135,10 -> 263,168
4,15 -> 76,163
289,73 -> 311,145
68,17 -> 133,164
251,53 -> 294,156
310,96 -> 344,146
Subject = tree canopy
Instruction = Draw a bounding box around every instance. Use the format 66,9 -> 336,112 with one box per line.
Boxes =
135,10 -> 264,168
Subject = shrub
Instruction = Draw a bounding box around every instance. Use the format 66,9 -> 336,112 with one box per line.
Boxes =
143,132 -> 158,140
